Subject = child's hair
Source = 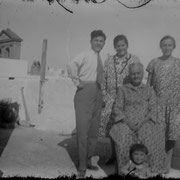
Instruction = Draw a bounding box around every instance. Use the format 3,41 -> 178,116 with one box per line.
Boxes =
129,143 -> 149,163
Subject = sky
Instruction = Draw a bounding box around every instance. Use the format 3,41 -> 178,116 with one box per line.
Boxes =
0,0 -> 180,74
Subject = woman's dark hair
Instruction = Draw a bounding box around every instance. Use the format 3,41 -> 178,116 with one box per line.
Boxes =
113,34 -> 128,48
129,143 -> 148,163
160,35 -> 176,49
90,30 -> 106,41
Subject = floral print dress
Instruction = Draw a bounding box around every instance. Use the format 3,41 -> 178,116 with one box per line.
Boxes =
98,53 -> 140,137
109,83 -> 166,174
146,56 -> 180,141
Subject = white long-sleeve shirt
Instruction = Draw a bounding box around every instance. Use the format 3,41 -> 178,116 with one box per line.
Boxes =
68,49 -> 100,86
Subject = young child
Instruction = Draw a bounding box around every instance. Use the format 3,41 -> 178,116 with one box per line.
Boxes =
120,143 -> 153,179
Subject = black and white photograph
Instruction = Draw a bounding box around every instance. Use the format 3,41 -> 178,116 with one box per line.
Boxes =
0,0 -> 180,178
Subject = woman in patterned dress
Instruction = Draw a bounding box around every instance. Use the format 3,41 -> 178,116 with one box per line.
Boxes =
98,35 -> 140,164
109,62 -> 167,175
146,35 -> 180,173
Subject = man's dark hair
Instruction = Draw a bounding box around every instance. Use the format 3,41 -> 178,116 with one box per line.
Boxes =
129,143 -> 148,163
90,30 -> 106,41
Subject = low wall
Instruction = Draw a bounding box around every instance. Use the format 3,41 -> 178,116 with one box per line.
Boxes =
0,75 -> 76,135
32,76 -> 76,134
0,58 -> 28,77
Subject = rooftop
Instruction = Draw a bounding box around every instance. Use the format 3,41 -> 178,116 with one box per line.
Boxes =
0,28 -> 23,43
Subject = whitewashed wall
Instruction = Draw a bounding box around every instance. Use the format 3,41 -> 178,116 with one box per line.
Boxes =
0,58 -> 28,77
0,58 -> 76,134
29,76 -> 76,135
0,75 -> 76,134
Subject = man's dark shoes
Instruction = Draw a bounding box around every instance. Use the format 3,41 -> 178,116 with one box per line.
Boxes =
105,156 -> 116,165
77,169 -> 86,179
0,170 -> 3,177
87,164 -> 99,171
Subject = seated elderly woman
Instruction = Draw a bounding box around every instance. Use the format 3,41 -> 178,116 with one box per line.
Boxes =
109,62 -> 166,175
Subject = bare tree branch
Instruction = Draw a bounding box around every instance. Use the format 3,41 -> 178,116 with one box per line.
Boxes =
22,0 -> 154,13
116,0 -> 152,9
91,0 -> 107,3
56,0 -> 73,13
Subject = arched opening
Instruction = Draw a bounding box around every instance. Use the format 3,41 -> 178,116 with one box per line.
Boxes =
5,47 -> 10,58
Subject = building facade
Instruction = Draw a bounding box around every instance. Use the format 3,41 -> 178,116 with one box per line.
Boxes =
0,28 -> 23,59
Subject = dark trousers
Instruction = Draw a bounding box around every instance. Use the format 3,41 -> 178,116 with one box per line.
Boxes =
74,83 -> 102,170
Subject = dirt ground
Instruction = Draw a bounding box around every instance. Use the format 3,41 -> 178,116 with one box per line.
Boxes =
0,125 -> 180,179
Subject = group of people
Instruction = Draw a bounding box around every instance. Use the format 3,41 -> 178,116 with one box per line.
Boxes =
68,29 -> 180,178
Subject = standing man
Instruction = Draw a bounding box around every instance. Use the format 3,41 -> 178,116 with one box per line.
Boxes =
68,30 -> 106,178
